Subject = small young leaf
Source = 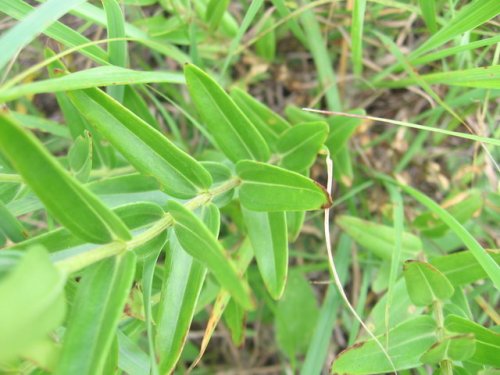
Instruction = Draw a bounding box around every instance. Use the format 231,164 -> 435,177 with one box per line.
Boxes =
223,299 -> 246,346
336,215 -> 422,260
236,160 -> 331,211
0,246 -> 66,363
56,252 -> 136,375
68,130 -> 92,182
445,314 -> 500,367
255,16 -> 276,62
403,260 -> 455,306
0,113 -> 131,244
184,64 -> 270,163
205,0 -> 230,30
286,211 -> 305,242
277,121 -> 328,171
68,88 -> 212,198
242,208 -> 288,299
167,200 -> 254,310
331,316 -> 437,374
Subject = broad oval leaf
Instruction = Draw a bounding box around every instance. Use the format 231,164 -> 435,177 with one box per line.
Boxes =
331,316 -> 437,374
336,215 -> 422,260
0,113 -> 131,244
277,121 -> 328,171
0,246 -> 66,363
156,204 -> 218,374
68,88 -> 212,198
236,160 -> 331,211
55,251 -> 136,375
403,260 -> 455,306
167,200 -> 254,309
184,64 -> 270,163
242,207 -> 288,299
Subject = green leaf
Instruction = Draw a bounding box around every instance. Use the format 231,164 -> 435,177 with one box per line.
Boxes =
0,0 -> 108,65
325,109 -> 364,157
68,88 -> 212,198
68,131 -> 92,182
55,252 -> 136,375
0,66 -> 184,103
242,208 -> 288,299
331,316 -> 437,374
184,64 -> 270,163
0,113 -> 131,244
277,121 -> 328,171
103,0 -> 128,102
156,204 -> 218,374
230,87 -> 291,150
420,335 -> 476,364
236,160 -> 331,211
275,271 -> 319,361
418,0 -> 438,33
167,200 -> 254,310
286,211 -> 305,242
0,0 -> 86,71
336,215 -> 422,260
255,16 -> 276,62
205,0 -> 230,30
431,250 -> 500,286
411,0 -> 500,58
0,201 -> 26,243
223,299 -> 246,346
445,315 -> 500,367
0,246 -> 66,363
403,260 -> 454,306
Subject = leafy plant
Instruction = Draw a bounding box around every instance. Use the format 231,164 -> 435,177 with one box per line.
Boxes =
0,1 -> 499,374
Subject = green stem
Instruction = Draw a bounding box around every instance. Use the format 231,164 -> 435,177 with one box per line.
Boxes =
433,300 -> 453,375
55,178 -> 241,275
0,173 -> 23,183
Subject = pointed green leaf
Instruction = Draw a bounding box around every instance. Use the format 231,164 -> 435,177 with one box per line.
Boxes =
223,299 -> 246,346
167,200 -> 254,309
331,316 -> 436,374
0,201 -> 26,243
255,16 -> 276,62
336,215 -> 422,260
205,0 -> 230,30
403,260 -> 454,306
0,246 -> 66,363
286,211 -> 305,242
184,64 -> 270,163
242,208 -> 288,299
236,160 -> 331,211
277,121 -> 328,171
0,113 -> 131,244
68,88 -> 212,198
56,252 -> 136,375
156,204 -> 218,374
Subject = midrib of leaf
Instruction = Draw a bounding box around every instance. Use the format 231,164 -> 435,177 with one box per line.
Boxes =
194,77 -> 257,160
279,131 -> 322,159
243,181 -> 320,195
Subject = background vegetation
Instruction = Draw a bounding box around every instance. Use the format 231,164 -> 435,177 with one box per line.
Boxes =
0,0 -> 499,374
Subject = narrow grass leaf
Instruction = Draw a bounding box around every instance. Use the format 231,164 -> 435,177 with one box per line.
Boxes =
351,0 -> 367,75
185,64 -> 270,163
0,0 -> 87,71
336,215 -> 422,260
0,201 -> 27,243
167,200 -> 254,310
55,252 -> 136,375
418,0 -> 438,33
0,113 -> 131,244
411,0 -> 500,58
237,160 -> 331,211
331,316 -> 436,374
68,88 -> 212,198
255,16 -> 276,62
0,246 -> 66,363
0,0 -> 108,65
0,66 -> 184,103
103,0 -> 128,102
205,0 -> 230,31
277,121 -> 328,171
242,208 -> 288,299
156,204 -> 218,374
403,260 -> 454,306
